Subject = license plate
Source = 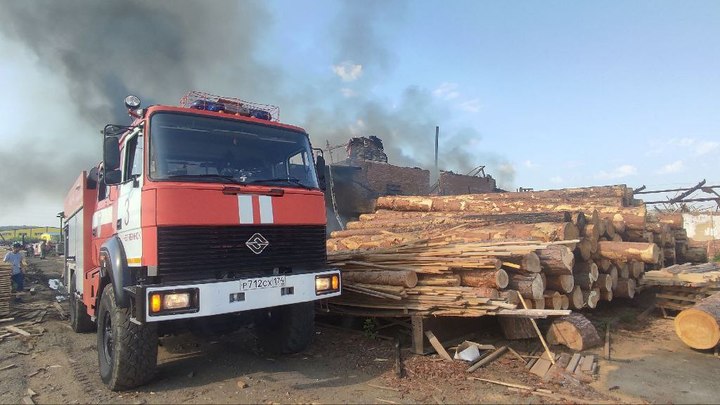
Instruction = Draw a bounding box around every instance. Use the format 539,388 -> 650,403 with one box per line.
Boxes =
239,276 -> 286,291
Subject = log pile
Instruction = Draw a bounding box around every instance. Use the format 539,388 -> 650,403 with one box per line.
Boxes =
0,262 -> 12,315
327,235 -> 571,317
327,184 -> 703,317
641,262 -> 720,315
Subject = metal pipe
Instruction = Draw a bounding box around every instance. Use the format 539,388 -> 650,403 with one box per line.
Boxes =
434,126 -> 439,175
635,185 -> 720,194
645,197 -> 720,204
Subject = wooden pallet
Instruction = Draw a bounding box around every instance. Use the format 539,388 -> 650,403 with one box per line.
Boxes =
655,283 -> 719,318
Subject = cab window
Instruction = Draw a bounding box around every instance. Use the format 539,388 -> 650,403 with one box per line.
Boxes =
123,135 -> 143,182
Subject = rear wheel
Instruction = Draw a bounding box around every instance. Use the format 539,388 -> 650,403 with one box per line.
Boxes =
255,302 -> 315,354
97,284 -> 158,391
69,273 -> 95,333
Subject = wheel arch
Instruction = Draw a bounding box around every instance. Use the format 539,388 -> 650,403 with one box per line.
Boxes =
98,236 -> 133,308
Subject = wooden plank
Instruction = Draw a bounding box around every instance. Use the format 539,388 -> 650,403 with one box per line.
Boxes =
411,316 -> 425,355
566,353 -> 582,373
5,325 -> 31,337
517,295 -> 555,365
544,353 -> 572,382
506,347 -> 526,362
656,293 -> 701,302
525,347 -> 540,370
636,304 -> 657,320
496,309 -> 571,318
467,346 -> 508,372
658,302 -> 691,311
579,355 -> 595,372
467,376 -> 534,391
425,330 -> 453,361
529,357 -> 553,377
604,323 -> 611,360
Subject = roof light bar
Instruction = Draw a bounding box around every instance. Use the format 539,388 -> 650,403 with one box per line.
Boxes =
179,91 -> 279,122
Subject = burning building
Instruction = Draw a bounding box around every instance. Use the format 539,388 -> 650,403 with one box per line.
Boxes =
324,136 -> 497,232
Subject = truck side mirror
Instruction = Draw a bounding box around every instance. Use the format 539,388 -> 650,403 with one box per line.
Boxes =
103,135 -> 121,185
315,155 -> 326,191
103,169 -> 122,185
103,136 -> 121,170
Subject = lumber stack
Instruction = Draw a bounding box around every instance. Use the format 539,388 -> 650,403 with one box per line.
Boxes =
327,184 -> 697,316
0,262 -> 12,315
641,262 -> 720,315
327,235 -> 569,317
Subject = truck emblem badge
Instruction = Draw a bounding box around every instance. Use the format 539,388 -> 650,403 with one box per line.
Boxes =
246,233 -> 270,254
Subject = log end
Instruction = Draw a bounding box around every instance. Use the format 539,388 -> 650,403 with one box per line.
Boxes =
675,309 -> 720,350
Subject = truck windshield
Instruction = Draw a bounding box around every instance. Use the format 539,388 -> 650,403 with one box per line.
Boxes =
148,112 -> 319,189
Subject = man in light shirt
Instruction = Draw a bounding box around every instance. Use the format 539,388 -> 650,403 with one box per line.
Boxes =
4,242 -> 26,302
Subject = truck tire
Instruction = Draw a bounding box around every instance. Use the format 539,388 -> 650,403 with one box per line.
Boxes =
255,302 -> 315,354
69,273 -> 95,333
97,284 -> 158,391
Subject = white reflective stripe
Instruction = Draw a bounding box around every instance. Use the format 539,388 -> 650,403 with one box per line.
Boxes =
258,195 -> 274,224
238,195 -> 253,224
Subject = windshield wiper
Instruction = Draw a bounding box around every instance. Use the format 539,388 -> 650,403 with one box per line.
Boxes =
247,177 -> 314,189
164,174 -> 247,185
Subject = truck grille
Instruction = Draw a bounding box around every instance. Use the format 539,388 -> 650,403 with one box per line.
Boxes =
156,225 -> 327,281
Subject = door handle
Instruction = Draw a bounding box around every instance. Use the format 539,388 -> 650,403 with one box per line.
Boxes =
117,219 -> 122,230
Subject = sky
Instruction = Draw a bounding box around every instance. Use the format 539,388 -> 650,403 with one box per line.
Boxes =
0,0 -> 718,226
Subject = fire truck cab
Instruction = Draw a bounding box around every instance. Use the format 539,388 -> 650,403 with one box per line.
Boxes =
63,92 -> 341,391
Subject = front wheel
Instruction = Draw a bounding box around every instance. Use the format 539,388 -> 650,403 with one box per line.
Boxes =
255,302 -> 315,354
97,284 -> 158,391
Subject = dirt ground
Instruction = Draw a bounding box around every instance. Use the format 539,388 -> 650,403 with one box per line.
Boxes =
1,256 -> 719,404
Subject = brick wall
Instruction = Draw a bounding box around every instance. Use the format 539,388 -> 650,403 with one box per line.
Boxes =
437,171 -> 496,195
324,161 -> 430,224
358,160 -> 430,196
682,213 -> 720,260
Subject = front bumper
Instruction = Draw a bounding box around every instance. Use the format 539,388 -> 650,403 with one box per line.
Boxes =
137,269 -> 341,322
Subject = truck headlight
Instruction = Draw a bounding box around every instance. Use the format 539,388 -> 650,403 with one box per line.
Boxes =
163,293 -> 191,310
315,274 -> 340,295
148,289 -> 199,315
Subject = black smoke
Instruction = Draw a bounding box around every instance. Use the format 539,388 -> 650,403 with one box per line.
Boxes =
0,0 -> 275,213
0,0 -> 515,221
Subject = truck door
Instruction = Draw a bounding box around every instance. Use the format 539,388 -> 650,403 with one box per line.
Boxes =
116,131 -> 144,266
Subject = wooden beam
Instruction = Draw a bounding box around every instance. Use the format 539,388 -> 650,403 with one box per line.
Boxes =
425,330 -> 453,361
517,295 -> 555,365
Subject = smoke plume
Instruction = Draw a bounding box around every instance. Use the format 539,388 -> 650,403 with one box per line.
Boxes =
0,0 -> 515,223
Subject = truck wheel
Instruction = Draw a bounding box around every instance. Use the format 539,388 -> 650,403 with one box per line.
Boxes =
97,284 -> 158,391
69,273 -> 95,333
255,302 -> 315,354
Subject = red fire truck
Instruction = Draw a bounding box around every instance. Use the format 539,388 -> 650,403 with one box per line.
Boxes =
62,92 -> 341,390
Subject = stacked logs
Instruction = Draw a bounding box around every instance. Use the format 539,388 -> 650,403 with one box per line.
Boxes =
327,185 -> 693,316
0,262 -> 12,315
329,235 -> 575,316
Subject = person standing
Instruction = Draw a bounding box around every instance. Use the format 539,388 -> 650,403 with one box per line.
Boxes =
4,242 -> 26,302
